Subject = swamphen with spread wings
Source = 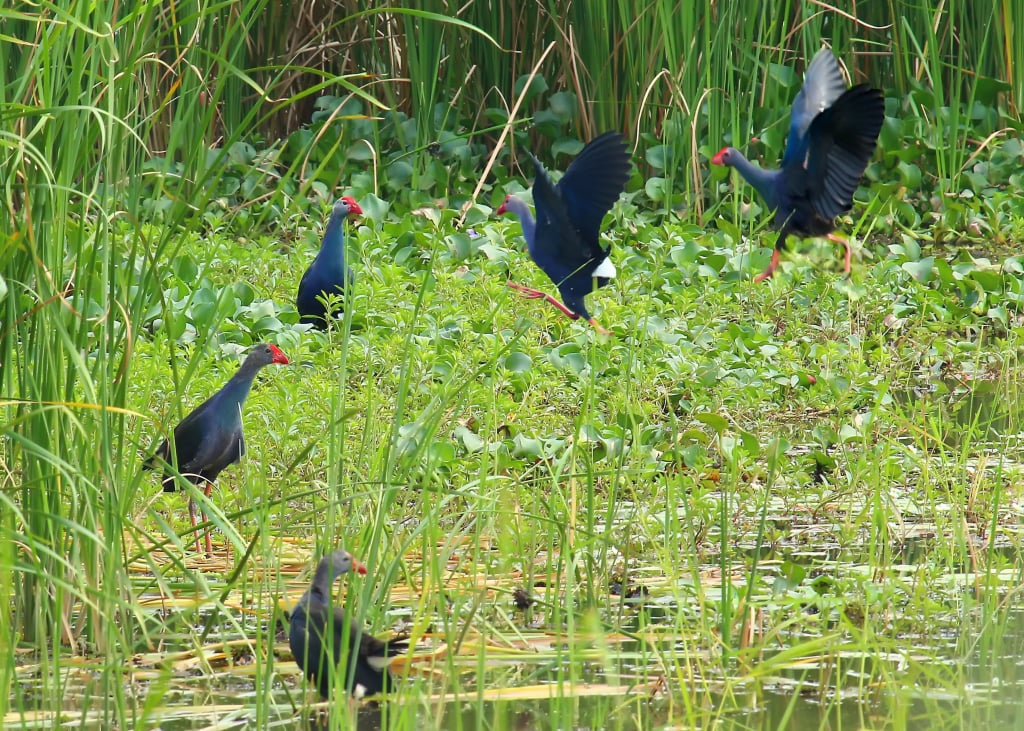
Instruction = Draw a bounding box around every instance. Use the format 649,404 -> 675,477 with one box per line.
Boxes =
289,549 -> 409,700
144,343 -> 289,554
297,197 -> 362,328
496,132 -> 631,334
712,48 -> 884,281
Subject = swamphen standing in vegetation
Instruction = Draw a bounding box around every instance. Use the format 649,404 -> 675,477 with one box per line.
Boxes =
289,549 -> 409,700
297,197 -> 362,328
144,343 -> 290,554
496,132 -> 631,334
711,48 -> 884,281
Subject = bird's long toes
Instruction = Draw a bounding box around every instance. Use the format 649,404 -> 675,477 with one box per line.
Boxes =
588,319 -> 612,336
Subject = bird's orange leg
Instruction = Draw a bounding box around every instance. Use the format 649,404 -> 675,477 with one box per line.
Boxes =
187,496 -> 203,554
505,281 -> 582,320
827,233 -> 852,275
201,482 -> 214,555
187,484 -> 214,555
588,318 -> 611,336
753,249 -> 782,283
505,280 -> 545,299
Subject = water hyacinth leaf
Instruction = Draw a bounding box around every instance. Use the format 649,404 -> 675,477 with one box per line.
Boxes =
645,177 -> 668,202
251,315 -> 284,333
551,137 -> 583,159
548,344 -> 586,374
453,426 -> 485,453
897,162 -> 922,188
970,269 -> 1003,293
987,305 -> 1008,327
513,74 -> 548,102
427,440 -> 457,465
695,412 -> 729,434
839,423 -> 863,443
547,92 -> 576,123
232,281 -> 256,306
766,62 -> 798,88
646,145 -> 673,171
719,434 -> 740,464
902,257 -> 935,282
387,160 -> 413,187
358,193 -> 389,223
174,254 -> 199,282
447,232 -> 475,260
1003,257 -> 1023,275
512,435 -> 543,459
504,352 -> 532,373
739,429 -> 759,456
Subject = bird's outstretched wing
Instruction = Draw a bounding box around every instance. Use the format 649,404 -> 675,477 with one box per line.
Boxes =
782,49 -> 848,169
797,84 -> 884,220
530,132 -> 630,267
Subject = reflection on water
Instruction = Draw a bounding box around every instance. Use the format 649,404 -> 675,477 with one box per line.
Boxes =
134,607 -> 1024,731
894,377 -> 1024,448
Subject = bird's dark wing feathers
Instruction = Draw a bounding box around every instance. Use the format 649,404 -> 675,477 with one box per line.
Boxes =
145,408 -> 207,480
358,632 -> 409,662
151,398 -> 243,483
782,49 -> 848,168
557,132 -> 631,246
530,132 -> 630,268
531,158 -> 600,268
798,84 -> 884,221
781,84 -> 883,222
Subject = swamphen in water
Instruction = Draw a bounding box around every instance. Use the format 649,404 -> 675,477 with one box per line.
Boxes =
712,48 -> 884,281
296,197 -> 362,328
496,132 -> 631,334
289,549 -> 409,700
144,343 -> 290,554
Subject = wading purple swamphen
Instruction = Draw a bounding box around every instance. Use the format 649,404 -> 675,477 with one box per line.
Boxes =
289,549 -> 409,700
297,197 -> 363,328
711,48 -> 884,281
496,132 -> 631,334
144,343 -> 290,554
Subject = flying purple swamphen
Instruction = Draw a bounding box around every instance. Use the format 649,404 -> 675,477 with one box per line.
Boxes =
712,48 -> 884,281
496,131 -> 631,334
144,343 -> 290,554
289,549 -> 409,700
297,197 -> 363,328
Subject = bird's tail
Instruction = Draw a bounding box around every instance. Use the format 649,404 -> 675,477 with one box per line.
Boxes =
143,451 -> 178,492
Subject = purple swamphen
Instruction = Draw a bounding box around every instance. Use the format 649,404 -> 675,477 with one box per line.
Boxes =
711,48 -> 884,281
496,131 -> 631,334
297,197 -> 363,328
289,549 -> 409,700
144,343 -> 290,554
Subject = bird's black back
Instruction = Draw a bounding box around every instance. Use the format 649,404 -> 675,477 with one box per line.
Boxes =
289,601 -> 407,699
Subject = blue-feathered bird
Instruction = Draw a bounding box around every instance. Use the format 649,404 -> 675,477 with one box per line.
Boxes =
497,132 -> 631,334
289,549 -> 409,700
144,343 -> 290,553
297,197 -> 362,328
712,48 -> 884,281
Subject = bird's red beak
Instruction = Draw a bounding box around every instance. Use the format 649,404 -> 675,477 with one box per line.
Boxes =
268,344 -> 290,365
341,196 -> 363,215
711,147 -> 728,166
495,195 -> 511,215
351,557 -> 368,575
